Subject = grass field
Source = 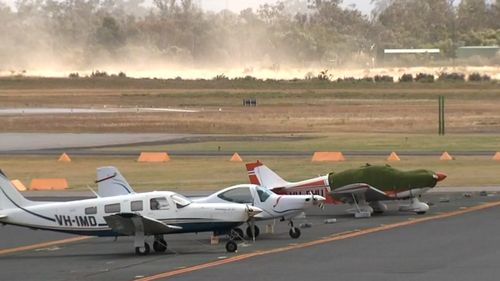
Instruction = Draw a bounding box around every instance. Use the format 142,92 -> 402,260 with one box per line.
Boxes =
104,133 -> 500,152
1,155 -> 498,191
0,78 -> 499,134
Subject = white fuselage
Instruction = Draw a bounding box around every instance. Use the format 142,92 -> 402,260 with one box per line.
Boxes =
195,184 -> 323,220
1,191 -> 249,236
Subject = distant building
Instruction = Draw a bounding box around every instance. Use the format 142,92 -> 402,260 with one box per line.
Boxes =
456,46 -> 500,59
382,49 -> 441,65
384,49 -> 440,55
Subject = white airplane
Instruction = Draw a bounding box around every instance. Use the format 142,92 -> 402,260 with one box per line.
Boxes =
96,167 -> 325,240
194,184 -> 325,239
0,170 -> 261,255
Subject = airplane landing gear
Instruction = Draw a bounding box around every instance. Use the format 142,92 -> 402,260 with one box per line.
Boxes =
346,195 -> 373,218
225,240 -> 238,253
288,220 -> 301,239
246,225 -> 260,239
230,228 -> 244,240
135,243 -> 150,255
399,197 -> 429,214
153,235 -> 167,253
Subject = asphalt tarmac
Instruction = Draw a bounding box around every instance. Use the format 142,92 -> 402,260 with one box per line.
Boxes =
1,191 -> 500,281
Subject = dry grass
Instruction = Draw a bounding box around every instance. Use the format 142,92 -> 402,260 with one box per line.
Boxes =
0,155 -> 498,191
1,85 -> 499,134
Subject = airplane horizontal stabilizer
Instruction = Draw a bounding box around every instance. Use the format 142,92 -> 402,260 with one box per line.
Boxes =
104,213 -> 182,236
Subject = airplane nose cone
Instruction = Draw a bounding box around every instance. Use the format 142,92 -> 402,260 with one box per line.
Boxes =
315,195 -> 326,202
246,206 -> 263,218
434,172 -> 447,182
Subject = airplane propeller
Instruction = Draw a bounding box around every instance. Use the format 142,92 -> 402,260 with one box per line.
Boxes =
308,192 -> 326,209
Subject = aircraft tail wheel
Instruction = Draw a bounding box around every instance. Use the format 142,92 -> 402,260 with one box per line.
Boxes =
225,240 -> 237,253
153,239 -> 167,252
135,243 -> 150,255
289,227 -> 301,239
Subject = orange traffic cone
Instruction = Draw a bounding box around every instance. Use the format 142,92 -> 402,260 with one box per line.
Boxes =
58,153 -> 71,162
230,153 -> 243,162
387,152 -> 400,161
440,151 -> 453,161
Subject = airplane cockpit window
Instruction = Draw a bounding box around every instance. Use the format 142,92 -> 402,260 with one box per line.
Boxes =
150,197 -> 169,210
256,186 -> 272,202
217,187 -> 253,204
171,194 -> 192,208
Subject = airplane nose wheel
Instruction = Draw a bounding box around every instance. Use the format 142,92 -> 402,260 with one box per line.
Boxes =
135,243 -> 150,255
225,240 -> 238,253
288,220 -> 301,239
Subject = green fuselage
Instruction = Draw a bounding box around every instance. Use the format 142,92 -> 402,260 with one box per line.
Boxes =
328,164 -> 439,193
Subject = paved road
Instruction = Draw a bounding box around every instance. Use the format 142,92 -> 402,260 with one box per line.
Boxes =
0,192 -> 499,281
0,133 -> 193,152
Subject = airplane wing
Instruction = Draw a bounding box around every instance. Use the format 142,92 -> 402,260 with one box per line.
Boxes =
104,213 -> 182,236
331,183 -> 393,203
0,214 -> 7,220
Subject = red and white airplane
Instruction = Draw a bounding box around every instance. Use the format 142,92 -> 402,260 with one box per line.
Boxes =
246,161 -> 333,202
245,161 -> 447,217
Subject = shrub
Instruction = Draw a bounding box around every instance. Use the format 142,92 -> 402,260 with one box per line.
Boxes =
438,72 -> 465,82
360,77 -> 374,83
415,73 -> 434,83
317,69 -> 331,81
374,75 -> 394,83
336,77 -> 356,83
213,74 -> 228,80
468,72 -> 491,82
68,72 -> 79,78
91,70 -> 108,78
399,74 -> 413,82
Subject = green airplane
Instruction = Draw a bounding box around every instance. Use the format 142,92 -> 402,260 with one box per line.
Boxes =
246,161 -> 447,217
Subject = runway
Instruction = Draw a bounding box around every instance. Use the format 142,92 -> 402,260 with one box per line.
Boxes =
1,191 -> 500,281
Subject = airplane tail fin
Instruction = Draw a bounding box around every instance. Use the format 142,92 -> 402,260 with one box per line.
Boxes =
0,170 -> 34,210
96,166 -> 135,197
245,161 -> 289,189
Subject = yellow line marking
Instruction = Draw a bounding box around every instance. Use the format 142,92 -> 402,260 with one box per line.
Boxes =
135,201 -> 500,281
0,236 -> 90,256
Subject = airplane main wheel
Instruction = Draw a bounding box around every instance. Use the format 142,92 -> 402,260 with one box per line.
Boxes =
416,211 -> 426,215
246,225 -> 260,239
153,239 -> 167,253
231,228 -> 244,240
135,243 -> 150,255
289,227 -> 301,239
225,240 -> 237,253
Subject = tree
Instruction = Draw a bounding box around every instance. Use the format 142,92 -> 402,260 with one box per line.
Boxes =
95,16 -> 126,53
